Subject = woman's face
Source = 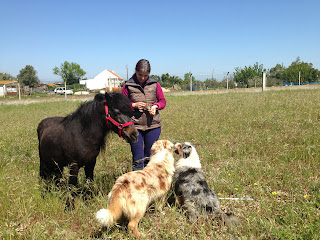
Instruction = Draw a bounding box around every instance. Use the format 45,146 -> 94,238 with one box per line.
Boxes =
136,71 -> 149,83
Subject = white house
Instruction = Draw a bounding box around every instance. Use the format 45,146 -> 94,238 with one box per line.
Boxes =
80,69 -> 123,90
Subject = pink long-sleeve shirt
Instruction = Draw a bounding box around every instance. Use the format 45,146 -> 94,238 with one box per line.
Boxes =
121,81 -> 166,110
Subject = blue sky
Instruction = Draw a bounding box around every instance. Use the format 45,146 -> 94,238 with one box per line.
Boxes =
1,0 -> 319,83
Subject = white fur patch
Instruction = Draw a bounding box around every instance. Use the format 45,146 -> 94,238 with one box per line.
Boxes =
96,209 -> 113,227
175,143 -> 202,169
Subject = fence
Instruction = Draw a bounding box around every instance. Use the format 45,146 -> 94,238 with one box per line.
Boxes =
284,82 -> 320,86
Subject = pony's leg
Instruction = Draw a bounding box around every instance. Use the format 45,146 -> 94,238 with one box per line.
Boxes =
84,159 -> 96,182
68,162 -> 79,186
65,163 -> 79,210
40,159 -> 63,184
83,159 -> 97,199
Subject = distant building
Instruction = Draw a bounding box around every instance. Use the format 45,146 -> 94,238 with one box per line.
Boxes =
0,80 -> 18,97
80,70 -> 123,90
34,84 -> 50,93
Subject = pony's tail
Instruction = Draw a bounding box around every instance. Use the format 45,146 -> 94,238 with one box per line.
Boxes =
95,188 -> 123,227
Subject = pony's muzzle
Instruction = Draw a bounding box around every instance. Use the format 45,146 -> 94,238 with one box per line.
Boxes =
123,127 -> 139,143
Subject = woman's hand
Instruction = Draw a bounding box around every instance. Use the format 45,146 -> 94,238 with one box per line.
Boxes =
133,102 -> 146,111
149,105 -> 158,115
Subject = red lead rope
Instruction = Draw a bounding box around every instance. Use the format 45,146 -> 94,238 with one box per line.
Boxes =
105,101 -> 134,139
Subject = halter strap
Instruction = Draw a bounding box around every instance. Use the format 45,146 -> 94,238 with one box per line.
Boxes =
104,101 -> 134,139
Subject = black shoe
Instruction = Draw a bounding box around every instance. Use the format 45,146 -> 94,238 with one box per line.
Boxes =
143,157 -> 150,166
132,157 -> 150,171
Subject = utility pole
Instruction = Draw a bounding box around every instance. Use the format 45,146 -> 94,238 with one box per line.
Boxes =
212,69 -> 214,88
299,70 -> 301,85
126,65 -> 128,81
227,72 -> 229,89
190,72 -> 192,92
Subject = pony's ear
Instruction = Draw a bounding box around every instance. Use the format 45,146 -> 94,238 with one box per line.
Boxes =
104,92 -> 112,102
94,93 -> 105,102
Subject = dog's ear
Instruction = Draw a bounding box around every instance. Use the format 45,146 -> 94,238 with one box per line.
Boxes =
151,140 -> 159,152
163,140 -> 173,150
174,143 -> 182,155
151,140 -> 165,152
190,142 -> 196,148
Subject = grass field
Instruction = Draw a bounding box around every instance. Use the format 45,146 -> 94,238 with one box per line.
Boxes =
0,89 -> 320,239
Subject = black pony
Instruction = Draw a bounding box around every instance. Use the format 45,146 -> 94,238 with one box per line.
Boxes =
37,92 -> 138,187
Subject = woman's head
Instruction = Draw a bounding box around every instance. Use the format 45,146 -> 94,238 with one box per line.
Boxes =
135,59 -> 151,83
135,59 -> 151,73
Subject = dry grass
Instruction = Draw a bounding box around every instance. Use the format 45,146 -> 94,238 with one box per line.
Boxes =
1,89 -> 320,239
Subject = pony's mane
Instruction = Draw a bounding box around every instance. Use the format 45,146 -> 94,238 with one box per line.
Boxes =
63,97 -> 104,129
62,93 -> 133,129
109,93 -> 133,117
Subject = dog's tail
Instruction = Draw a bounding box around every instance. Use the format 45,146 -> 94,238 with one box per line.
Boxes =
95,187 -> 123,227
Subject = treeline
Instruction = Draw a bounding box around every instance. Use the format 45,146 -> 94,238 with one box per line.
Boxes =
144,57 -> 320,90
148,73 -> 236,90
0,62 -> 86,88
1,57 -> 319,90
0,65 -> 40,87
232,57 -> 320,88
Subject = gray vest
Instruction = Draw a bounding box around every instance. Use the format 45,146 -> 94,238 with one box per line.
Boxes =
125,77 -> 161,130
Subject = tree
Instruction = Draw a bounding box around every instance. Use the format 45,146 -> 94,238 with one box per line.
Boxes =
168,75 -> 183,88
0,72 -> 16,81
270,63 -> 285,79
150,74 -> 160,82
233,62 -> 264,87
160,73 -> 171,88
270,57 -> 320,84
53,61 -> 86,85
204,77 -> 218,89
285,57 -> 319,83
17,65 -> 40,87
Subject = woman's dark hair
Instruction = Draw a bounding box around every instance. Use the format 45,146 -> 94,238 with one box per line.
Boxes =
135,59 -> 151,73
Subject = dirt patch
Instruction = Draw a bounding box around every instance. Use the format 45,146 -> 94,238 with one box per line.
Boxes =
1,85 -> 319,104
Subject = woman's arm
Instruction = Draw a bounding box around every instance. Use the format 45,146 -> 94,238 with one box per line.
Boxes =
121,84 -> 146,111
153,82 -> 166,110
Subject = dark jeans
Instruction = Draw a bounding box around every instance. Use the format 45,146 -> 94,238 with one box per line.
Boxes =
130,127 -> 161,169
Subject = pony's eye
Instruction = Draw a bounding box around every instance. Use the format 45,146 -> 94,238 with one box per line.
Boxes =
113,109 -> 121,114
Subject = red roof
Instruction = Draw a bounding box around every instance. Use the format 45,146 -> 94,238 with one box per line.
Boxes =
107,70 -> 123,80
0,80 -> 18,85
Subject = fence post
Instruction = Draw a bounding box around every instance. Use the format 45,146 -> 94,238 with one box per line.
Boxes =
190,72 -> 192,92
262,70 -> 266,92
227,72 -> 229,89
18,81 -> 21,101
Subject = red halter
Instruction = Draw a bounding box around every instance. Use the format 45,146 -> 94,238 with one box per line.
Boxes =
104,101 -> 134,139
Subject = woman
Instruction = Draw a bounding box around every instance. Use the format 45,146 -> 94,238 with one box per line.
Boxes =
122,59 -> 166,171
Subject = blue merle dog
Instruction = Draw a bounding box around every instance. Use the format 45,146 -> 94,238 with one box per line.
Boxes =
173,142 -> 238,225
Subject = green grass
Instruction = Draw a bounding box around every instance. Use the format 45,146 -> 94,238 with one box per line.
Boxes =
1,89 -> 320,239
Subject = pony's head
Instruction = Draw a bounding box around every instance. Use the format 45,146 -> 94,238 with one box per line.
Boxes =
98,92 -> 138,143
